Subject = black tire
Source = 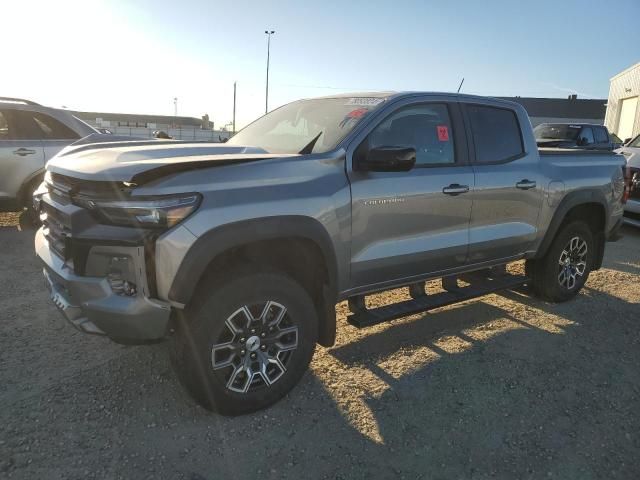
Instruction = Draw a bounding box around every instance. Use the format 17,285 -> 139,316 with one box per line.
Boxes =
170,267 -> 318,415
20,178 -> 43,228
526,220 -> 594,302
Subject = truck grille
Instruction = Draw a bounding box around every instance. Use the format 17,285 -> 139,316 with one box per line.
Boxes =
42,174 -> 75,260
42,202 -> 71,259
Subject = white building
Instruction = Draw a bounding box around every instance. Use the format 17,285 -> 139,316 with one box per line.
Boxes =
604,61 -> 640,142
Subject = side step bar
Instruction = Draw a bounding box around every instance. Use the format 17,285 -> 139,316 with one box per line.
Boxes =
347,271 -> 529,329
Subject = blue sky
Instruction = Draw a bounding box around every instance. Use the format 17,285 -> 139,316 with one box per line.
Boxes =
5,0 -> 639,128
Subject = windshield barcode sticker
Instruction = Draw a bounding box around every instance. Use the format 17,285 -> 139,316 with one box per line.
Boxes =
345,97 -> 385,106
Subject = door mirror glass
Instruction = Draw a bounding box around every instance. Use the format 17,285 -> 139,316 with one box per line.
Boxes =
358,146 -> 416,172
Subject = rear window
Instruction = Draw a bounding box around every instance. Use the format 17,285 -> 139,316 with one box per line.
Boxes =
467,105 -> 524,163
594,127 -> 609,143
534,124 -> 581,141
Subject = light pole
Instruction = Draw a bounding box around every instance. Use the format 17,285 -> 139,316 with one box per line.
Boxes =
233,81 -> 237,135
264,30 -> 275,114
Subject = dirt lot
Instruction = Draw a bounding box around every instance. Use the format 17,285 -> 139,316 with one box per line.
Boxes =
1,213 -> 639,480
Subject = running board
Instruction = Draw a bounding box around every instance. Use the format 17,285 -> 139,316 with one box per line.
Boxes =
347,272 -> 529,329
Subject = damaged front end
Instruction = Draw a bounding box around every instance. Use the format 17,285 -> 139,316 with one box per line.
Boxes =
35,172 -> 178,343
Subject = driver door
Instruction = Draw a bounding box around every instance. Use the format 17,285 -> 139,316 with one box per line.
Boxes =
347,99 -> 474,290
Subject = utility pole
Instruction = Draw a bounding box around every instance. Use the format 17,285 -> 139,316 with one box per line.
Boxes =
233,81 -> 237,135
264,30 -> 275,114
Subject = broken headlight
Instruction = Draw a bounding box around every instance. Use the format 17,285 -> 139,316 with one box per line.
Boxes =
76,194 -> 201,229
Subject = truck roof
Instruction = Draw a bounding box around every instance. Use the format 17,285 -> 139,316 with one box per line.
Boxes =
307,91 -> 522,108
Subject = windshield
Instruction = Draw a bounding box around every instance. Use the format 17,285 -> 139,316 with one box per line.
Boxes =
227,97 -> 387,154
534,124 -> 581,141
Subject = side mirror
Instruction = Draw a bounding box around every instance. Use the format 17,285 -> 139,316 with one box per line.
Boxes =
357,146 -> 416,172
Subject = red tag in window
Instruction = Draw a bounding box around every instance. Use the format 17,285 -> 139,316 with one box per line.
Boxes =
437,125 -> 449,141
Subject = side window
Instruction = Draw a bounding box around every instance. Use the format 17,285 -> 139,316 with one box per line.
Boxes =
0,109 -> 41,140
0,111 -> 9,140
30,113 -> 80,140
578,127 -> 595,145
368,104 -> 455,165
467,105 -> 523,163
594,127 -> 608,143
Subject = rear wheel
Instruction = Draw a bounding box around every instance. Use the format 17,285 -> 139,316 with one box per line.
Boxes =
170,268 -> 318,415
526,220 -> 593,302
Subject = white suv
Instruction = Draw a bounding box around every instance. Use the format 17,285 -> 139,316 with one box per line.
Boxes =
0,97 -> 98,213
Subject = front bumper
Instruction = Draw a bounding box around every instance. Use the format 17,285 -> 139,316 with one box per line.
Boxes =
36,228 -> 172,343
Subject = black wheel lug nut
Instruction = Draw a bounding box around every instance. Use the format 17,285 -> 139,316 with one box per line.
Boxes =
260,332 -> 266,338
239,337 -> 246,343
260,344 -> 266,351
250,353 -> 256,359
240,350 -> 246,356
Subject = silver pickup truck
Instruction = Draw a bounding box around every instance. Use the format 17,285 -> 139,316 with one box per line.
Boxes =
34,92 -> 628,415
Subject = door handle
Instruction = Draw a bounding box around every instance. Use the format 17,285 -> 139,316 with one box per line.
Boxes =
442,184 -> 470,195
516,179 -> 536,190
13,148 -> 36,156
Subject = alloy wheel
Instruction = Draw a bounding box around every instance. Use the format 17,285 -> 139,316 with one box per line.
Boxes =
557,236 -> 588,290
210,301 -> 298,393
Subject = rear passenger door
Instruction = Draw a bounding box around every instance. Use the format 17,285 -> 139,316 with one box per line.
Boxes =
463,102 -> 544,263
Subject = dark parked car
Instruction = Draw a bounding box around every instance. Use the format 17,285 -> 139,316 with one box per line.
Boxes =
534,123 -> 616,151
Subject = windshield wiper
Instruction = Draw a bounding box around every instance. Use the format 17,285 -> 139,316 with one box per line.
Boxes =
298,131 -> 323,154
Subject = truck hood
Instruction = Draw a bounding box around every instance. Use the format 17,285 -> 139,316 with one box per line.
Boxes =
47,141 -> 299,184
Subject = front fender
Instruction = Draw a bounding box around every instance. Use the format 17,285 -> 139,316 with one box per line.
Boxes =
168,215 -> 339,306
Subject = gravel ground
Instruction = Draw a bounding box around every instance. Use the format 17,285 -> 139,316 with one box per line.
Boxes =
1,212 -> 639,480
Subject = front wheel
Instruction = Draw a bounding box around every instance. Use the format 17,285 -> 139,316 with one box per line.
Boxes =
170,269 -> 318,415
526,220 -> 594,302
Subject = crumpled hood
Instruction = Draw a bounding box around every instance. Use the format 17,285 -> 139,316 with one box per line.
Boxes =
46,141 -> 299,184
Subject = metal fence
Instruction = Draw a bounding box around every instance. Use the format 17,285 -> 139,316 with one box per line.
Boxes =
105,126 -> 231,142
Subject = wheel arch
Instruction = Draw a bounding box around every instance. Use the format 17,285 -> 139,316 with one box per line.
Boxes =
169,216 -> 339,346
536,189 -> 608,269
18,168 -> 45,207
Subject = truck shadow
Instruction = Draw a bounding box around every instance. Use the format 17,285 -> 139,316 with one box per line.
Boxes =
315,286 -> 639,478
21,280 -> 637,479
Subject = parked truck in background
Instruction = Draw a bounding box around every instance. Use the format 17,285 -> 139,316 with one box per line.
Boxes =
34,92 -> 627,415
534,123 -> 619,151
616,134 -> 640,227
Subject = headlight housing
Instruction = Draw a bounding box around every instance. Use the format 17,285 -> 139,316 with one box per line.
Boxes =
75,194 -> 201,229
